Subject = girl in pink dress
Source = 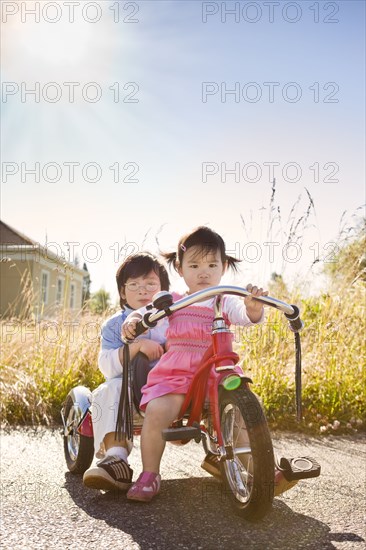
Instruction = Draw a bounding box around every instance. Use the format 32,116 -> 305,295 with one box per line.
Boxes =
122,226 -> 268,502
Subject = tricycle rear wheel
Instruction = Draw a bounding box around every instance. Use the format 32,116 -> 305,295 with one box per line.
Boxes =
63,395 -> 94,474
219,386 -> 274,521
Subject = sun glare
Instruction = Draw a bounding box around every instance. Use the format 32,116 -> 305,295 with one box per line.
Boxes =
1,5 -> 118,81
27,20 -> 93,66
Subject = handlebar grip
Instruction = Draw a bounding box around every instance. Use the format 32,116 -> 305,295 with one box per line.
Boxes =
134,319 -> 148,338
133,312 -> 158,338
285,305 -> 304,333
122,312 -> 158,344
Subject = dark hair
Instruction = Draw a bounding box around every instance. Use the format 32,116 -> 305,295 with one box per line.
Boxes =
162,226 -> 241,273
116,252 -> 170,309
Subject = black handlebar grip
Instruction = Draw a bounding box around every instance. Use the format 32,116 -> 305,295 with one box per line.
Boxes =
285,305 -> 304,333
122,313 -> 158,344
133,313 -> 158,339
133,320 -> 149,338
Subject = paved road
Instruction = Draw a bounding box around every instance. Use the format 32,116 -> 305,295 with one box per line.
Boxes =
0,428 -> 365,550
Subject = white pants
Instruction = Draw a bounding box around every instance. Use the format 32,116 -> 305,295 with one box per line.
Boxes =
91,377 -> 147,458
90,378 -> 130,457
91,353 -> 151,458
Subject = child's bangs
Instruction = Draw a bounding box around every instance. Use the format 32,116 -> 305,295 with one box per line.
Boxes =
188,244 -> 221,261
124,256 -> 159,281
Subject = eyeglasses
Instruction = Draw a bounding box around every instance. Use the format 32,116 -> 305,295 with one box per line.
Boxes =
124,282 -> 159,292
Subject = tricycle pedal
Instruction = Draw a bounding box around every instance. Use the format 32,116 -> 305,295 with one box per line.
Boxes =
279,456 -> 321,481
162,425 -> 201,442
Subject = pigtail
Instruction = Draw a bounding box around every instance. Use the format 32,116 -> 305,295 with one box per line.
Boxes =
161,251 -> 179,272
226,254 -> 241,273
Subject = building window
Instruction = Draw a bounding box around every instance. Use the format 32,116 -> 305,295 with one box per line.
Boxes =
41,271 -> 49,304
56,278 -> 64,304
70,283 -> 76,309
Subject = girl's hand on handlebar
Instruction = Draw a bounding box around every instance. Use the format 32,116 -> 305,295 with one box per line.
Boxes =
244,284 -> 268,323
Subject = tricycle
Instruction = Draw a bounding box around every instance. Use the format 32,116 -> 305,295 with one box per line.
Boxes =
61,285 -> 320,521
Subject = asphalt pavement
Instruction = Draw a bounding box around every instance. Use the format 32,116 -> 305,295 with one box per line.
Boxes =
0,428 -> 365,550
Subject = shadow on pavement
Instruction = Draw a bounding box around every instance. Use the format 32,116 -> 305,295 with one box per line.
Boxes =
63,473 -> 364,549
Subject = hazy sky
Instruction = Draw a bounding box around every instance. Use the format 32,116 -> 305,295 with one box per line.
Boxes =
2,0 -> 365,301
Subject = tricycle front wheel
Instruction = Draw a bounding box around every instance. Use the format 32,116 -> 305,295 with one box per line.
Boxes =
63,395 -> 94,474
219,386 -> 274,521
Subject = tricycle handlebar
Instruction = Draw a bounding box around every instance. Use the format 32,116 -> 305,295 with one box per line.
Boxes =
126,285 -> 303,342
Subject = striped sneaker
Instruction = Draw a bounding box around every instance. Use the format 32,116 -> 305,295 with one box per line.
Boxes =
83,455 -> 133,492
127,472 -> 161,502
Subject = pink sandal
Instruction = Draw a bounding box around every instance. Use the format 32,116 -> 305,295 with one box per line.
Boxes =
127,472 -> 161,502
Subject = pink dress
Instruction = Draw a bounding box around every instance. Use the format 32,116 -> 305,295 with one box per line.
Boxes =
139,292 -> 258,410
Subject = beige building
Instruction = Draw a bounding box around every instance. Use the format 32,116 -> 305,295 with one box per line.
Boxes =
0,221 -> 90,319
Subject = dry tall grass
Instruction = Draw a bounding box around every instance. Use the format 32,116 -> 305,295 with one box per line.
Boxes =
1,210 -> 365,433
0,310 -> 106,425
241,280 -> 365,432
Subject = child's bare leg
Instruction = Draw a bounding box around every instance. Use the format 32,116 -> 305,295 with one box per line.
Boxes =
141,394 -> 185,473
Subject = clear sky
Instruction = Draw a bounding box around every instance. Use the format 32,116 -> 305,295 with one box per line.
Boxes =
1,0 -> 365,302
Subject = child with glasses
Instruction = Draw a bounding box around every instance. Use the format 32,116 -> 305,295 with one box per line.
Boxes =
83,252 -> 170,492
